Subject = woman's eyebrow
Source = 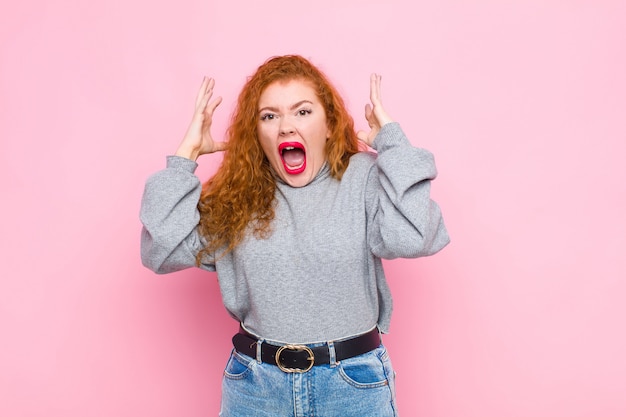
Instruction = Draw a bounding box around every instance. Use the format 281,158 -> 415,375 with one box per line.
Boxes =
289,100 -> 313,110
258,100 -> 314,113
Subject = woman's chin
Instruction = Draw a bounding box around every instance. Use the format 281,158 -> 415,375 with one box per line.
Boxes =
277,165 -> 317,187
280,172 -> 314,188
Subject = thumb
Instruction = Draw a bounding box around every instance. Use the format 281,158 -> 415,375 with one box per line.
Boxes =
212,140 -> 228,153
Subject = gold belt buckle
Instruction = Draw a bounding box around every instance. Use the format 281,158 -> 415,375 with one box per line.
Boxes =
275,344 -> 315,373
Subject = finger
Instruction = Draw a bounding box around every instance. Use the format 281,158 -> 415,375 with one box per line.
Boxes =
197,78 -> 217,111
370,74 -> 382,107
211,140 -> 228,152
369,73 -> 377,105
195,77 -> 209,108
196,85 -> 215,114
206,77 -> 216,98
205,96 -> 223,116
376,74 -> 383,103
363,103 -> 374,125
356,130 -> 368,142
196,93 -> 210,116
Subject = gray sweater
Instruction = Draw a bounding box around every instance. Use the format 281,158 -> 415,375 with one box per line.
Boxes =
140,122 -> 449,344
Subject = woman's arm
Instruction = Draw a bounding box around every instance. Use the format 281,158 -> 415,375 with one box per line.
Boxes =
140,156 -> 215,273
358,74 -> 450,259
140,77 -> 226,273
365,123 -> 449,259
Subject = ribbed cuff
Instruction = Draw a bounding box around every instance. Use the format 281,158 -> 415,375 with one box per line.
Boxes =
166,155 -> 198,172
371,122 -> 410,152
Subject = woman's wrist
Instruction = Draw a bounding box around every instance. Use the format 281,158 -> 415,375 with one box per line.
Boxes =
174,144 -> 201,161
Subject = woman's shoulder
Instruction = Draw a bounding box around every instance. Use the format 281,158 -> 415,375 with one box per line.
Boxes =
341,151 -> 377,183
348,150 -> 376,168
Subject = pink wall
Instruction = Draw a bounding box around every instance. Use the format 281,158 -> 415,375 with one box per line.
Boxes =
2,0 -> 625,416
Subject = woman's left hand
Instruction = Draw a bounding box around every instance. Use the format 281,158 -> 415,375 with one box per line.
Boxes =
356,73 -> 394,147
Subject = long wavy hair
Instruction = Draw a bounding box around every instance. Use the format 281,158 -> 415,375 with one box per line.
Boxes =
196,55 -> 359,264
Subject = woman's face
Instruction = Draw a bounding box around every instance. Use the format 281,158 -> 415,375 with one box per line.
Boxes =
257,79 -> 331,188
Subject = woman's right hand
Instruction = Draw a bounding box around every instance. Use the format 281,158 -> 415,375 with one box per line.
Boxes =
175,77 -> 226,161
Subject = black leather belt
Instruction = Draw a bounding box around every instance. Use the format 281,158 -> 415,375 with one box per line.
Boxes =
232,327 -> 381,373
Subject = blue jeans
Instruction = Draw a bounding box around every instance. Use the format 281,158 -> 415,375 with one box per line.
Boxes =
220,344 -> 398,417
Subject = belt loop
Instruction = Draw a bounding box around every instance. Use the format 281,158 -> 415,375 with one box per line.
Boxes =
328,340 -> 337,368
256,339 -> 264,364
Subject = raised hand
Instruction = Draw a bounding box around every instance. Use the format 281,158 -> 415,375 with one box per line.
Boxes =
356,73 -> 394,148
175,77 -> 226,161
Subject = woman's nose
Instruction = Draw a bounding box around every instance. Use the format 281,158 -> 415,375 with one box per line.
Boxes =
279,121 -> 295,136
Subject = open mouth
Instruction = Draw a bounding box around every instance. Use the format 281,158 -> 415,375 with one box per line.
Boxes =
279,142 -> 306,175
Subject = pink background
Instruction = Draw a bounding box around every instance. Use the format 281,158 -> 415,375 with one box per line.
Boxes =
2,0 -> 625,416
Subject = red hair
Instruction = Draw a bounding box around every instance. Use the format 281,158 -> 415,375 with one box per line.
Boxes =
196,55 -> 359,263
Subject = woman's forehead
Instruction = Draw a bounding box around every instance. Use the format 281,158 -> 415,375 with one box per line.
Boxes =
258,79 -> 320,107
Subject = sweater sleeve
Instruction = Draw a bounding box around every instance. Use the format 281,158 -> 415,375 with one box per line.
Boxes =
139,155 -> 216,273
365,122 -> 450,259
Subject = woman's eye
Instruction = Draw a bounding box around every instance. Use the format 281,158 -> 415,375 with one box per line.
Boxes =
298,109 -> 312,116
260,114 -> 275,121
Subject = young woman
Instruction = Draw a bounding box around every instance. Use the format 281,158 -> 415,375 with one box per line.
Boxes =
140,55 -> 449,416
